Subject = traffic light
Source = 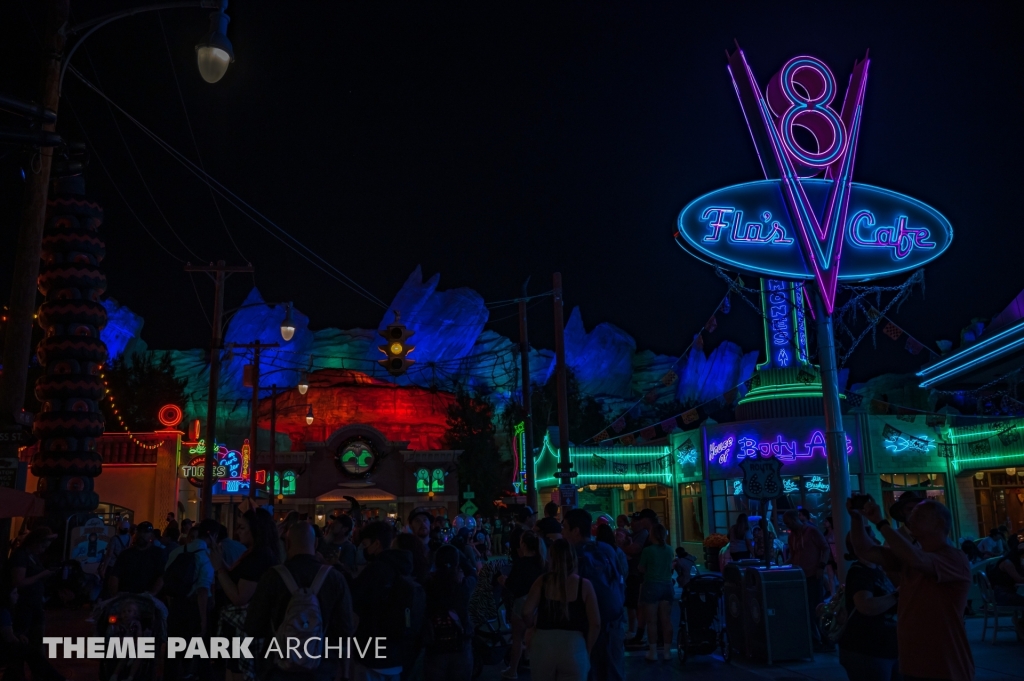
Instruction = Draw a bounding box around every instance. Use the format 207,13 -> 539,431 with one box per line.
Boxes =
378,312 -> 415,376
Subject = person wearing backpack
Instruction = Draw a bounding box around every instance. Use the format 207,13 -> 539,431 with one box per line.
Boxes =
244,522 -> 353,681
351,521 -> 428,681
563,509 -> 625,681
422,545 -> 474,681
838,531 -> 899,681
163,518 -> 217,679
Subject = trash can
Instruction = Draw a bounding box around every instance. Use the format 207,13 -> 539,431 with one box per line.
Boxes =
742,565 -> 813,664
722,562 -> 746,660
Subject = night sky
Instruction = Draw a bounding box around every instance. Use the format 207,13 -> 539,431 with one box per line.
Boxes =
2,1 -> 1020,384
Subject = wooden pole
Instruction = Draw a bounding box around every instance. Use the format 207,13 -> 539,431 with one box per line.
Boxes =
519,279 -> 537,511
553,273 -> 574,510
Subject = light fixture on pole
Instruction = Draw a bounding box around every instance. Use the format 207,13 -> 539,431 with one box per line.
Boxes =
280,303 -> 296,342
305,405 -> 314,425
195,1 -> 234,84
1007,467 -> 1017,477
975,472 -> 985,481
297,374 -> 309,395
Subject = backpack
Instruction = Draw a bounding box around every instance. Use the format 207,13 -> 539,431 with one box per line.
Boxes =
162,546 -> 198,600
425,609 -> 466,654
382,571 -> 426,659
576,542 -> 624,627
818,584 -> 849,644
271,564 -> 333,673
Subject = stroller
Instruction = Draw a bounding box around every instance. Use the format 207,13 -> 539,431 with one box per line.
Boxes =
93,593 -> 167,681
676,573 -> 726,663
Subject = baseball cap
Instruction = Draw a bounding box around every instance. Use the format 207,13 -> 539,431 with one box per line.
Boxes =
634,508 -> 658,522
889,491 -> 925,522
136,521 -> 155,534
409,507 -> 433,525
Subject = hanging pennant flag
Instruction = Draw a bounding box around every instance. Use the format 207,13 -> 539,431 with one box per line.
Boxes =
998,427 -> 1021,447
611,418 -> 626,433
736,276 -> 745,288
619,434 -> 636,446
640,427 -> 657,441
867,307 -> 881,321
905,337 -> 924,355
925,414 -> 946,428
846,392 -> 863,407
882,322 -> 903,340
721,296 -> 731,314
968,440 -> 991,455
937,443 -> 954,458
661,370 -> 677,386
705,316 -> 718,334
591,454 -> 607,470
660,417 -> 679,433
749,373 -> 762,388
870,399 -> 891,414
882,424 -> 902,441
693,333 -> 704,352
612,462 -> 628,474
724,388 -> 738,404
635,461 -> 653,475
595,430 -> 609,443
682,409 -> 699,424
896,409 -> 916,422
659,455 -> 671,470
797,369 -> 816,385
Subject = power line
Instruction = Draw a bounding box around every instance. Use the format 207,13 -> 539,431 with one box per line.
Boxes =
155,10 -> 250,268
68,66 -> 391,311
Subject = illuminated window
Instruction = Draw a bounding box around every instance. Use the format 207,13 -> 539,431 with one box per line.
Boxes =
273,470 -> 297,496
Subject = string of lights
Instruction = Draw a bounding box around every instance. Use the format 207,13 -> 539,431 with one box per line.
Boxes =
99,367 -> 163,450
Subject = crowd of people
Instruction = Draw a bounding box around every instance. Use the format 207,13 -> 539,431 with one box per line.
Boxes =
0,501 -> 701,681
1,492 -> 1020,681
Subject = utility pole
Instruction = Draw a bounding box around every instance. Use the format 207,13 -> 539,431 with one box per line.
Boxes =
269,384 -> 277,504
0,0 -> 69,426
814,292 -> 852,582
232,340 -> 278,499
186,261 -> 253,518
518,278 -> 537,510
552,273 -> 574,511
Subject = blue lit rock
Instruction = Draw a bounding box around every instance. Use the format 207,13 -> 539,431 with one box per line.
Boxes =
676,341 -> 758,404
564,308 -> 635,399
101,298 -> 144,361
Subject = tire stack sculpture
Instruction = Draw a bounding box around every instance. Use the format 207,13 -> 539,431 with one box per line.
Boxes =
31,172 -> 107,529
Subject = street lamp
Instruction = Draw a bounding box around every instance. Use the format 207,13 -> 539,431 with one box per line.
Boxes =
297,374 -> 309,395
280,303 -> 296,342
196,3 -> 234,83
306,405 -> 315,425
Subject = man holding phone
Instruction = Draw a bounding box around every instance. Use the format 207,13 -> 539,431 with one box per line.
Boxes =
848,494 -> 974,681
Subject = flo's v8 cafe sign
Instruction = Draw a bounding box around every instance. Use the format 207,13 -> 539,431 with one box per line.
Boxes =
675,48 -> 952,311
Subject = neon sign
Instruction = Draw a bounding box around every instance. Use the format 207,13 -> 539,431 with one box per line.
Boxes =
512,422 -> 528,492
732,479 -> 744,496
415,468 -> 445,493
883,432 -> 935,454
714,430 -> 853,466
759,279 -> 809,370
783,478 -> 799,494
675,48 -> 952,312
805,475 -> 830,493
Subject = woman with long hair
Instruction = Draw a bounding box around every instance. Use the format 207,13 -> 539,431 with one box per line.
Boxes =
729,514 -> 753,560
211,508 -> 281,681
423,545 -> 474,681
596,523 -> 629,578
499,531 -> 546,680
521,539 -> 600,681
638,523 -> 674,662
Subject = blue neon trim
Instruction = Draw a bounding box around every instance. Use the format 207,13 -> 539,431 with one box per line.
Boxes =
918,335 -> 1024,388
917,319 -> 1024,378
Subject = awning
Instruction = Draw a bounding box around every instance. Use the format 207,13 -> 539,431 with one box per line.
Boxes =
0,486 -> 45,518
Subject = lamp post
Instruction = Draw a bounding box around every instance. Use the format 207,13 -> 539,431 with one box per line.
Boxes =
0,0 -> 235,429
260,384 -> 314,504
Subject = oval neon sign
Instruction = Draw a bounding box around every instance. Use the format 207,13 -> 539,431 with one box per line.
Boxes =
676,179 -> 952,281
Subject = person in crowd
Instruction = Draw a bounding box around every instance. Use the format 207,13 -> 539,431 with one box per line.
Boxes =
179,518 -> 194,545
673,546 -> 696,590
562,509 -> 625,681
469,536 -> 506,629
536,502 -> 563,544
322,514 -> 357,577
499,531 -> 546,680
616,515 -> 630,532
960,538 -> 983,564
888,492 -> 924,546
8,527 -> 57,645
244,522 -> 352,681
986,536 -> 1024,606
638,523 -> 674,662
408,507 -> 434,561
849,496 -> 974,681
838,531 -> 899,681
161,525 -> 180,561
798,507 -> 816,527
351,521 -> 426,681
596,523 -> 628,579
163,518 -> 217,679
823,516 -> 840,596
509,506 -> 538,564
99,519 -> 132,589
423,545 -> 474,681
164,511 -> 178,537
976,528 -> 1006,559
623,509 -> 656,647
521,539 -> 600,681
394,533 -> 431,584
491,515 -> 504,556
1,587 -> 66,681
783,509 -> 832,651
111,521 -> 164,596
728,514 -> 754,561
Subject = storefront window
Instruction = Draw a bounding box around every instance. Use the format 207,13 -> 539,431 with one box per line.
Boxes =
879,473 -> 946,525
619,484 -> 672,534
712,474 -> 861,534
678,483 -> 704,543
971,470 -> 1024,537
